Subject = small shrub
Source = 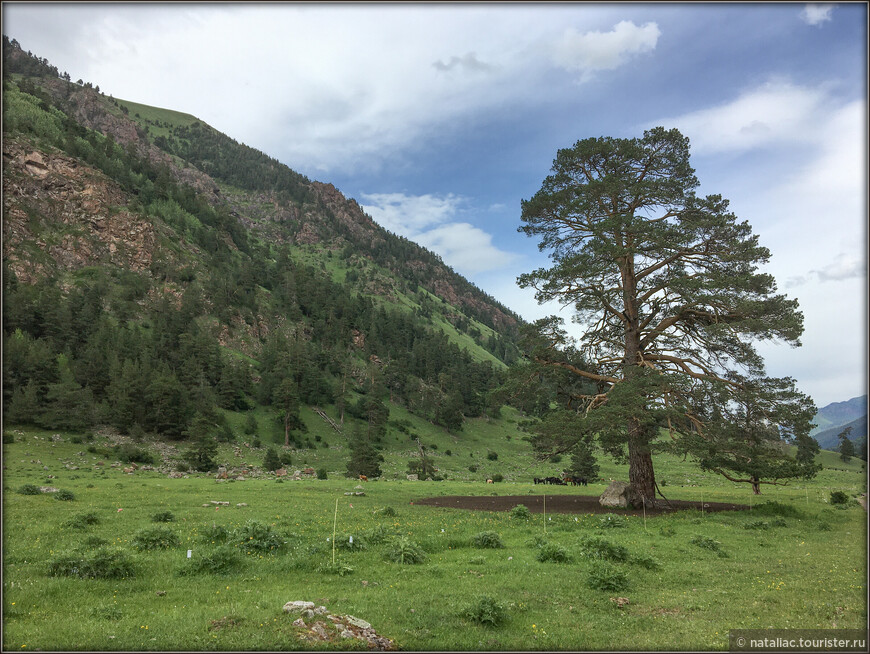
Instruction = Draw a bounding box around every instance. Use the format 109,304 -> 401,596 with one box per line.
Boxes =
54,489 -> 76,501
133,526 -> 180,550
17,484 -> 41,495
3,432 -> 15,444
468,555 -> 486,565
64,512 -> 100,530
510,504 -> 531,520
317,468 -> 328,480
377,505 -> 397,517
336,533 -> 366,551
598,514 -> 628,529
537,542 -> 572,563
201,524 -> 230,543
473,531 -> 505,549
578,536 -> 628,562
49,548 -> 135,579
468,465 -> 478,473
491,473 -> 504,483
689,534 -> 728,557
364,524 -> 397,545
233,520 -> 283,554
743,520 -> 770,530
830,491 -> 849,505
630,553 -> 662,570
151,510 -> 175,523
486,451 -> 498,461
318,562 -> 355,576
817,521 -> 832,531
180,545 -> 244,576
445,449 -> 452,456
770,517 -> 788,528
586,561 -> 630,592
753,500 -> 805,517
175,461 -> 190,473
386,536 -> 426,565
464,595 -> 507,627
113,443 -> 156,465
659,525 -> 676,537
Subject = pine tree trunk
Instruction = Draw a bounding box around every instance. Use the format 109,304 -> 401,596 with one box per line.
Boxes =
284,412 -> 290,448
751,477 -> 761,494
628,418 -> 656,508
621,256 -> 655,508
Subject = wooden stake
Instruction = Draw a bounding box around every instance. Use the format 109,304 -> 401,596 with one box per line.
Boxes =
642,496 -> 647,532
543,494 -> 547,535
332,498 -> 338,565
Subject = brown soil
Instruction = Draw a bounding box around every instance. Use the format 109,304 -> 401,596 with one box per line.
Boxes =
411,494 -> 749,517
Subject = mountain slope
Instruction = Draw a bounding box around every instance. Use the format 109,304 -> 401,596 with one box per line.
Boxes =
2,37 -> 526,455
812,414 -> 867,452
810,395 -> 867,438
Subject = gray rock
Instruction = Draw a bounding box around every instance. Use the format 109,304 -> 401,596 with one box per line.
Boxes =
339,629 -> 356,640
406,474 -> 418,481
292,618 -> 305,627
283,601 -> 315,613
599,481 -> 636,508
344,615 -> 372,630
311,622 -> 330,639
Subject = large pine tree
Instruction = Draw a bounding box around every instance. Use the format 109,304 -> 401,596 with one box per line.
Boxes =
518,127 -> 815,506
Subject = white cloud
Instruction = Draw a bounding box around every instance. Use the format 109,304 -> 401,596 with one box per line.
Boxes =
800,4 -> 835,26
651,80 -> 832,154
552,20 -> 660,79
360,192 -> 521,275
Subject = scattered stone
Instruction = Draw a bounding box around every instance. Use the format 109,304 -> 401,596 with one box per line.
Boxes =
292,618 -> 305,627
354,485 -> 364,490
610,597 -> 630,608
202,504 -> 211,507
599,481 -> 638,508
344,492 -> 365,496
344,615 -> 372,630
39,486 -> 59,493
302,609 -> 315,620
311,622 -> 330,639
210,501 -> 230,506
339,629 -> 355,640
283,601 -> 315,613
216,467 -> 228,480
156,590 -> 166,596
236,503 -> 248,507
406,474 -> 419,481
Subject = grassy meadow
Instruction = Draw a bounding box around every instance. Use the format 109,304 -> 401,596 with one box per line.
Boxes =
2,422 -> 866,651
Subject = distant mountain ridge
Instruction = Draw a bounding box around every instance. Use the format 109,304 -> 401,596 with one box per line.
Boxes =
810,395 -> 866,438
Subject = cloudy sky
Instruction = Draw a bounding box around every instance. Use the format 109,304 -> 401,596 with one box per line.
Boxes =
3,2 -> 867,409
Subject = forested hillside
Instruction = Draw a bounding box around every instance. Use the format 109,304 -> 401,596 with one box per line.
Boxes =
1,37 -> 529,470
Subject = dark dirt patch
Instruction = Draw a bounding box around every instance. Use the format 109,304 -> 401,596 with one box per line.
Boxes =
411,494 -> 748,517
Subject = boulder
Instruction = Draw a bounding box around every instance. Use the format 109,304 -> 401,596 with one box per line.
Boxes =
406,474 -> 418,481
216,467 -> 228,480
599,481 -> 636,508
283,601 -> 315,614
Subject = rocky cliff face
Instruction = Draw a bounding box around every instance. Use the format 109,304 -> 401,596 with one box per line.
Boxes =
3,137 -> 158,282
7,70 -> 519,333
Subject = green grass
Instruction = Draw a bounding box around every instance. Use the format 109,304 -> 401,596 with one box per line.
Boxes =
2,426 -> 866,651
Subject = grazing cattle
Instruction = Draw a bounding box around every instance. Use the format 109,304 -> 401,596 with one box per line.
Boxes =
359,475 -> 368,482
486,479 -> 493,484
533,477 -> 542,485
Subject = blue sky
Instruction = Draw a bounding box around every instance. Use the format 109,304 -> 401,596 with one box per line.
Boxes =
3,2 -> 867,409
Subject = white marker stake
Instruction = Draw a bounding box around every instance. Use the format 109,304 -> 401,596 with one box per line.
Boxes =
332,498 -> 338,565
187,550 -> 192,559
